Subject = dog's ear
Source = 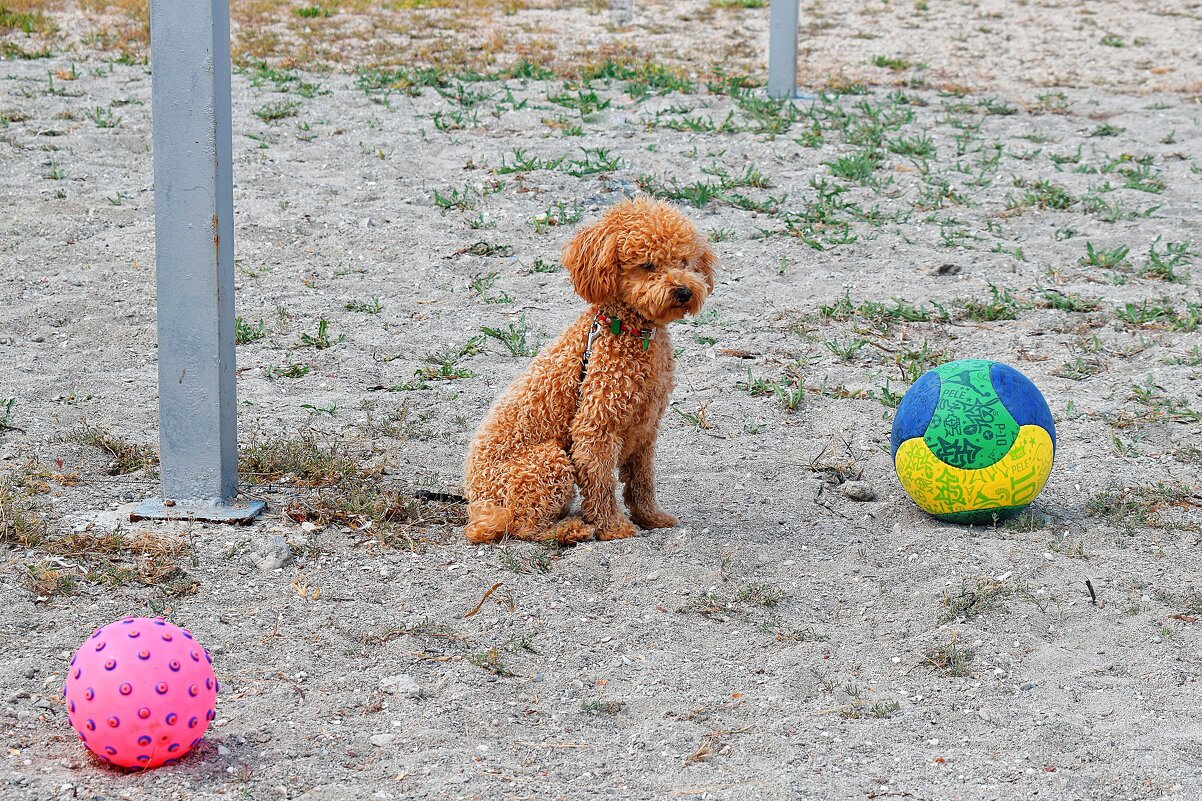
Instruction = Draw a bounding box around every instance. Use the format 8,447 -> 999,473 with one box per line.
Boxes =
696,242 -> 717,292
562,218 -> 620,305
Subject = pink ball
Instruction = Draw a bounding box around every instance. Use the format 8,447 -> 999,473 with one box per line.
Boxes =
63,617 -> 218,770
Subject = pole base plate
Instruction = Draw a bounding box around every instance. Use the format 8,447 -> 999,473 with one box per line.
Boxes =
131,498 -> 266,525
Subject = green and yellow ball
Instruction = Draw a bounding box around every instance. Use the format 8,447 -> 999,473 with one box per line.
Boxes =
891,359 -> 1055,523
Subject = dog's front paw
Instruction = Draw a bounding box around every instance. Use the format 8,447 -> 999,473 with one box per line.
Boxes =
631,509 -> 678,530
596,518 -> 638,541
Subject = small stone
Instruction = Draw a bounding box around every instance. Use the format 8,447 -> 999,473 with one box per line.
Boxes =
378,674 -> 422,698
247,535 -> 293,571
217,745 -> 230,756
842,481 -> 876,502
370,733 -> 398,748
1020,681 -> 1036,691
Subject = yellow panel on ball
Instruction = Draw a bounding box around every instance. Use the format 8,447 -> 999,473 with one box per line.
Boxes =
894,425 -> 1054,522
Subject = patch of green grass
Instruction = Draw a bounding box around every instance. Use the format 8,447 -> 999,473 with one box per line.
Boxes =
267,361 -> 311,379
580,697 -> 625,714
246,60 -> 325,97
0,6 -> 55,35
923,636 -> 974,676
1080,241 -> 1130,270
294,5 -> 333,18
0,467 -> 47,548
481,317 -> 537,357
1088,123 -> 1125,138
1007,178 -> 1075,211
235,317 -> 266,345
1100,34 -> 1124,47
499,547 -> 553,574
345,297 -> 383,314
495,147 -> 566,174
253,99 -> 300,122
0,397 -> 16,433
959,284 -> 1021,322
1054,357 -> 1104,381
819,291 -> 945,328
1119,161 -> 1166,194
637,175 -> 720,208
432,184 -> 479,212
1141,241 -> 1193,283
887,132 -> 935,158
563,147 -> 621,177
1039,290 -> 1099,313
547,88 -> 611,119
299,317 -> 342,349
735,582 -> 784,608
825,150 -> 879,182
76,425 -> 157,475
1115,299 -> 1200,331
90,105 -> 122,128
941,577 -> 1012,622
871,55 -> 910,71
1086,482 -> 1195,531
823,337 -> 869,362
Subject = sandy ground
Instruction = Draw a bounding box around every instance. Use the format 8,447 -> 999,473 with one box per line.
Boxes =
3,3 -> 1202,800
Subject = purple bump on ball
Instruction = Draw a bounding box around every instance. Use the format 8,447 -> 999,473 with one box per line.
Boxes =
138,735 -> 151,746
138,707 -> 150,719
166,712 -> 178,725
128,630 -> 141,639
94,641 -> 106,652
138,649 -> 150,660
107,716 -> 120,728
168,660 -> 181,672
104,659 -> 116,671
119,683 -> 132,696
155,682 -> 168,694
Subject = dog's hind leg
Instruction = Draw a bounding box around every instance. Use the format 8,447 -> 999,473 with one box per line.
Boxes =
504,442 -> 577,541
466,443 -> 577,543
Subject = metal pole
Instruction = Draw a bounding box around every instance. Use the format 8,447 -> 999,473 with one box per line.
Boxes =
133,0 -> 263,523
767,0 -> 799,99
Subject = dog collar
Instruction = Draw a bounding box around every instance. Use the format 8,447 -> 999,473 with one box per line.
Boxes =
579,310 -> 657,387
592,311 -> 656,351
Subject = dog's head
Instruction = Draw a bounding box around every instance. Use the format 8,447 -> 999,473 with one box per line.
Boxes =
561,197 -> 715,325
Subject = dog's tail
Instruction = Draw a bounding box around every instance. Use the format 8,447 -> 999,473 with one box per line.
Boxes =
463,500 -> 512,544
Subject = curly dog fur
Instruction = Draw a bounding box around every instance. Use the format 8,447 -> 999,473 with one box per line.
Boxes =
463,197 -> 716,544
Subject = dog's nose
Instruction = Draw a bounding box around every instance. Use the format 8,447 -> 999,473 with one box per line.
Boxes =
672,286 -> 693,305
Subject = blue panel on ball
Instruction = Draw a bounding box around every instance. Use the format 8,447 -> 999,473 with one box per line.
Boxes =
990,363 -> 1056,451
891,369 -> 941,458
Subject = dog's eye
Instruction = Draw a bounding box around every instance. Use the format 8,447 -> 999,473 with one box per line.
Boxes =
641,262 -> 655,271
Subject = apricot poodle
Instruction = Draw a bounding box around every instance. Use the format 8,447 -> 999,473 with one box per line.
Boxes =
463,197 -> 716,544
